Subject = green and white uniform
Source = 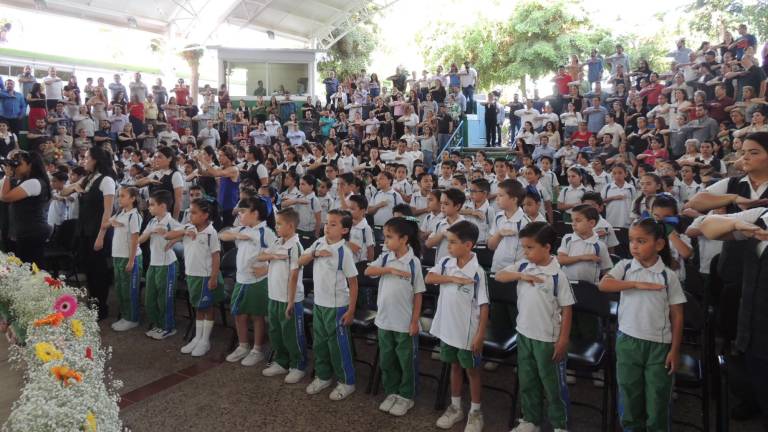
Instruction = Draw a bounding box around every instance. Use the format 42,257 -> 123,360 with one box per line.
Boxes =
229,222 -> 275,316
182,223 -> 224,310
111,208 -> 143,322
143,213 -> 182,331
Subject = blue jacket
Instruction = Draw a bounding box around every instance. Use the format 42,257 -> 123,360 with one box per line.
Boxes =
0,90 -> 26,119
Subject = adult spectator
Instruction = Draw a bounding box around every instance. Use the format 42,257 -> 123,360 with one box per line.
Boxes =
322,71 -> 339,106
597,112 -> 626,148
172,79 -> 189,108
730,24 -> 757,60
668,38 -> 693,65
451,86 -> 466,115
514,99 -> 540,131
151,78 -> 168,110
0,79 -> 26,134
586,49 -> 604,89
0,150 -> 51,265
129,72 -> 147,103
16,65 -> 36,99
459,61 -> 477,114
507,94 -> 524,138
735,55 -> 767,102
136,146 -> 184,220
707,84 -> 735,124
483,93 -> 499,147
108,74 -> 127,104
0,121 -> 18,158
606,44 -> 630,74
680,105 -> 719,142
583,96 -> 608,134
253,80 -> 266,96
197,119 -> 220,149
42,67 -> 63,110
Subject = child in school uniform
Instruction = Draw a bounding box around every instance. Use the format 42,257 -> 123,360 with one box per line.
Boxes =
393,164 -> 414,202
365,217 -> 425,417
259,208 -> 308,384
650,194 -> 693,284
167,198 -> 224,357
420,189 -> 443,241
496,222 -> 575,432
438,160 -> 456,189
557,167 -> 592,222
590,158 -> 612,192
522,187 -> 548,223
630,173 -> 663,223
280,172 -> 302,204
602,163 -> 636,229
599,218 -> 685,431
299,209 -> 359,401
425,221 -> 489,432
411,172 -> 434,221
679,165 -> 701,204
348,195 -> 375,307
426,187 -> 466,262
488,179 -> 528,273
557,205 -> 613,285
523,166 -> 554,223
538,156 -> 559,207
369,171 -> 404,227
460,178 -> 493,245
139,190 -> 182,339
581,192 -> 620,251
317,179 -> 335,224
282,174 -> 322,238
220,196 -> 276,366
110,187 -> 143,332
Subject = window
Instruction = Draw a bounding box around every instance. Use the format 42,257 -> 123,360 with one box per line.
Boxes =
228,62 -> 309,97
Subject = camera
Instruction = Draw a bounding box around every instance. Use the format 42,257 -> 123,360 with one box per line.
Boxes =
0,158 -> 19,168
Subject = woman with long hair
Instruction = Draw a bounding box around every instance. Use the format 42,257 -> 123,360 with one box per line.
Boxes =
0,150 -> 52,265
26,83 -> 47,131
197,144 -> 241,227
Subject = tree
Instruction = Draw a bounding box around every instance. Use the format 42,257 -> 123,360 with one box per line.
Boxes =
684,0 -> 768,41
179,45 -> 204,103
419,1 -> 622,93
317,24 -> 379,81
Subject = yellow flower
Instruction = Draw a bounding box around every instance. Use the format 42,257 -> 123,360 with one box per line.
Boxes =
84,411 -> 97,431
6,256 -> 22,266
71,319 -> 84,338
31,262 -> 40,274
34,342 -> 63,363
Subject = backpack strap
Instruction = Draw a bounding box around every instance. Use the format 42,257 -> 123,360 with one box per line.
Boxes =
409,259 -> 416,285
518,262 -> 529,272
258,227 -> 267,248
440,257 -> 451,275
337,246 -> 344,271
382,252 -> 389,267
593,242 -> 600,257
473,273 -> 481,300
553,274 -> 560,297
361,228 -> 367,245
621,261 -> 632,280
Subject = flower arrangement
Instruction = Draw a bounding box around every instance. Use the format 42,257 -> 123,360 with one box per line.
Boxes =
0,253 -> 124,432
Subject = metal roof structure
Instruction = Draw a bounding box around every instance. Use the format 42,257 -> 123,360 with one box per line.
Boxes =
3,0 -> 397,49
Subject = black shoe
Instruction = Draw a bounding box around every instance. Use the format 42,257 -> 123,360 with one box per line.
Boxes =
731,401 -> 760,421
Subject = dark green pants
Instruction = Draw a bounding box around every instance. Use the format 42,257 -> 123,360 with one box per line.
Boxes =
517,333 -> 570,429
113,256 -> 142,322
267,299 -> 307,370
313,305 -> 355,384
616,332 -> 674,431
378,328 -> 418,399
144,263 -> 177,331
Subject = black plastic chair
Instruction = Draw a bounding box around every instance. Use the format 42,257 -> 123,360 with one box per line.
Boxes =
473,246 -> 493,270
716,354 -> 729,432
613,228 -> 630,259
422,247 -> 436,268
43,219 -> 80,285
568,281 -> 614,432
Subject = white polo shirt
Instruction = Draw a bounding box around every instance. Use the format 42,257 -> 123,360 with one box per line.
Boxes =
430,215 -> 466,262
349,218 -> 375,263
706,176 -> 768,199
595,217 -> 619,248
462,200 -> 493,244
603,182 -> 635,228
679,180 -> 702,203
266,234 -> 305,303
231,222 -> 276,284
143,213 -> 181,266
306,237 -> 359,308
111,208 -> 142,259
592,171 -> 612,193
182,223 -> 221,277
557,233 -> 612,284
370,188 -> 403,226
393,178 -> 414,197
503,258 -> 575,343
608,258 -> 687,344
290,192 -> 320,232
317,194 -> 333,224
370,248 -> 426,333
429,254 -> 489,350
489,207 -> 528,272
558,184 -> 589,215
411,191 -> 430,222
338,155 -> 357,174
687,215 -> 723,274
421,212 -> 443,236
280,187 -> 301,203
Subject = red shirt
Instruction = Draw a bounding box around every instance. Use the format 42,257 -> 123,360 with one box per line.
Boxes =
174,86 -> 189,105
639,83 -> 664,106
128,103 -> 144,121
554,73 -> 573,96
640,148 -> 669,166
570,130 -> 592,148
707,96 -> 734,123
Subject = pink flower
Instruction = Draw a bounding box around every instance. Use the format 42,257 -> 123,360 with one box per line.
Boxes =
53,294 -> 78,318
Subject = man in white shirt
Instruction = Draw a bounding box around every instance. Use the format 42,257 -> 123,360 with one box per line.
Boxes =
197,120 -> 220,149
597,113 -> 626,148
43,66 -> 63,110
514,100 -> 541,130
264,114 -> 281,140
286,124 -> 306,146
460,61 -> 478,114
129,72 -> 148,103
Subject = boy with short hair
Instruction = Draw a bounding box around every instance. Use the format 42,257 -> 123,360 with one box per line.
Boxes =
581,192 -> 620,250
557,204 -> 613,284
348,195 -> 375,264
393,164 -> 414,202
411,172 -> 434,219
426,188 -> 466,262
139,190 -> 183,339
426,221 -> 489,432
259,208 -> 308,384
317,178 -> 334,224
460,178 -> 493,244
368,171 -> 404,226
438,160 -> 456,189
299,210 -> 359,400
487,179 -> 528,272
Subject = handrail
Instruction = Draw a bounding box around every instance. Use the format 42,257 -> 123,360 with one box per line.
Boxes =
434,119 -> 465,166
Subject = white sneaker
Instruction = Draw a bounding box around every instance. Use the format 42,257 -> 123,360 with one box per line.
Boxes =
483,362 -> 499,371
566,369 -> 576,385
153,329 -> 177,340
284,368 -> 306,384
329,383 -> 355,401
145,327 -> 162,338
464,410 -> 484,432
190,341 -> 210,357
180,338 -> 199,354
378,394 -> 398,412
113,320 -> 139,332
510,420 -> 540,432
240,349 -> 265,366
111,319 -> 127,330
226,345 -> 251,363
262,363 -> 288,377
592,370 -> 605,388
306,377 -> 332,395
389,396 -> 415,417
436,405 -> 465,429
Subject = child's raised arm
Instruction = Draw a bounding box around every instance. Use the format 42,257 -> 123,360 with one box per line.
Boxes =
494,270 -> 543,284
424,272 -> 473,286
598,274 -> 664,292
164,228 -> 187,240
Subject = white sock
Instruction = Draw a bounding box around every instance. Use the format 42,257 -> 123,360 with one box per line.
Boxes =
238,343 -> 248,349
470,402 -> 481,413
193,320 -> 203,341
451,396 -> 461,409
252,344 -> 262,352
201,320 -> 214,344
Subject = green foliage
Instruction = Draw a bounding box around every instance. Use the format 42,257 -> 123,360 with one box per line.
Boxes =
684,0 -> 768,41
317,24 -> 379,81
419,1 -> 626,91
